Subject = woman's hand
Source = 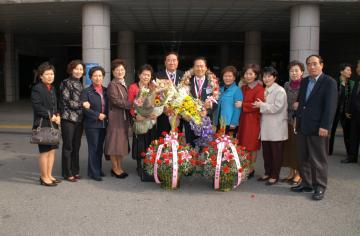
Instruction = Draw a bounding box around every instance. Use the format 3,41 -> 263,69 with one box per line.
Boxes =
51,115 -> 61,125
149,114 -> 157,120
252,98 -> 263,108
136,114 -> 146,121
98,113 -> 106,121
235,101 -> 242,108
292,102 -> 299,110
83,101 -> 90,109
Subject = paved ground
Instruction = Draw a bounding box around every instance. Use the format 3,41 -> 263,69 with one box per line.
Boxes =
0,101 -> 359,236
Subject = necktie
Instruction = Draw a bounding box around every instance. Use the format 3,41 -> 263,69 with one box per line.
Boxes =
169,73 -> 175,84
306,78 -> 315,101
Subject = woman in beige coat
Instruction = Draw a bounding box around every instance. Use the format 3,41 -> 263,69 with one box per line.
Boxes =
253,67 -> 288,185
105,59 -> 132,179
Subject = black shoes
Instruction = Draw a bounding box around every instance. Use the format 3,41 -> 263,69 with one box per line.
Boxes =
340,158 -> 356,164
111,169 -> 129,179
92,176 -> 103,181
40,178 -> 57,187
290,184 -> 314,193
52,178 -> 62,184
312,188 -> 325,200
265,179 -> 278,185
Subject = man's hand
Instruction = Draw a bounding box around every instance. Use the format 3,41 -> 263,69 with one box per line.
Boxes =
319,128 -> 329,137
98,113 -> 106,121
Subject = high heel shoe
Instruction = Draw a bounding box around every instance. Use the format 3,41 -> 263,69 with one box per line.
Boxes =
111,170 -> 129,179
51,178 -> 62,184
39,178 -> 57,187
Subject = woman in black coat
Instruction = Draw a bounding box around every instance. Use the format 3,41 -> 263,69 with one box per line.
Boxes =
81,66 -> 108,181
31,62 -> 61,187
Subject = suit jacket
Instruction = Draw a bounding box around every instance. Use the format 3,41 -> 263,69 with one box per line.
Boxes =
189,75 -> 218,118
81,85 -> 109,129
155,70 -> 184,86
296,73 -> 338,136
31,82 -> 58,129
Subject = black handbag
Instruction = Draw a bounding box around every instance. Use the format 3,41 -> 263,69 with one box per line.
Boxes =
30,111 -> 61,145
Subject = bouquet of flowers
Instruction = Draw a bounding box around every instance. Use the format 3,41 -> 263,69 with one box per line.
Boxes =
197,131 -> 252,191
133,79 -> 177,134
142,131 -> 196,190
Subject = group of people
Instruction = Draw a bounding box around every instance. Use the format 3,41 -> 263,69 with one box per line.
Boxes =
30,52 -> 360,201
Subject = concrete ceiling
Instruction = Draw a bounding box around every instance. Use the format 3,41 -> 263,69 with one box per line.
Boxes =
0,0 -> 359,36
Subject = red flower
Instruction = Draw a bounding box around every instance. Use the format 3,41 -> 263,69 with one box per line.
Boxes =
143,158 -> 149,164
178,132 -> 184,137
178,159 -> 183,165
203,146 -> 209,152
190,159 -> 196,165
210,155 -> 216,162
239,168 -> 243,173
161,131 -> 168,137
140,152 -> 146,157
223,165 -> 230,174
165,159 -> 170,165
150,159 -> 155,164
211,161 -> 217,167
159,138 -> 164,144
174,127 -> 179,132
178,145 -> 183,150
157,160 -> 162,165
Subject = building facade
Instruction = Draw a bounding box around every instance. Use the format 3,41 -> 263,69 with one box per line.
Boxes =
0,0 -> 359,101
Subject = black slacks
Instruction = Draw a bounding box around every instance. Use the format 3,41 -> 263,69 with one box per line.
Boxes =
261,141 -> 284,179
85,128 -> 106,178
61,120 -> 83,178
349,112 -> 360,162
298,134 -> 329,190
329,113 -> 351,155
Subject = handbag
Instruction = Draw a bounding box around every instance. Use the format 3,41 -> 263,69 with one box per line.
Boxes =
30,111 -> 61,145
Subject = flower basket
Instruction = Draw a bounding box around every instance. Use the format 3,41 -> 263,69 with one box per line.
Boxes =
198,133 -> 252,191
143,131 -> 195,190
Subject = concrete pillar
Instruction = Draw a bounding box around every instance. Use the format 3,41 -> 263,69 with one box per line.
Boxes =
290,5 -> 320,66
137,44 -> 148,69
219,44 -> 229,69
117,31 -> 135,85
4,32 -> 16,102
244,31 -> 261,65
82,3 -> 111,86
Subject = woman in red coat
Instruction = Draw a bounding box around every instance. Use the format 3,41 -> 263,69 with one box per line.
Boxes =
236,64 -> 264,178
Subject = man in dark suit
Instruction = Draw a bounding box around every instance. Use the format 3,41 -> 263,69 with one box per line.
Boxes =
345,60 -> 360,163
291,55 -> 338,201
184,57 -> 217,147
155,52 -> 184,138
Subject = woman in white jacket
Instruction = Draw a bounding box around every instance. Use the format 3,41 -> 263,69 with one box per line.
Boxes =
253,67 -> 288,185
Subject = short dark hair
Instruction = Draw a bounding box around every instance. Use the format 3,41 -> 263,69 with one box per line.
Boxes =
66,60 -> 85,75
221,66 -> 237,78
339,62 -> 352,72
242,64 -> 261,80
111,59 -> 126,71
37,62 -> 55,76
193,56 -> 207,67
306,55 -> 324,64
262,66 -> 278,81
89,66 -> 105,78
137,64 -> 153,77
164,51 -> 179,61
288,60 -> 305,72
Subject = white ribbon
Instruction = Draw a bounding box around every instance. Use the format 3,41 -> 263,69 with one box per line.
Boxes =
214,141 -> 224,190
229,143 -> 242,188
154,144 -> 164,184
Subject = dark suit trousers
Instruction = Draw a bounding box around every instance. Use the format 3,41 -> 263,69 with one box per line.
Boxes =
298,134 -> 329,190
61,120 -> 83,178
349,112 -> 360,161
261,141 -> 284,179
329,114 -> 351,155
85,128 -> 106,178
183,120 -> 198,147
